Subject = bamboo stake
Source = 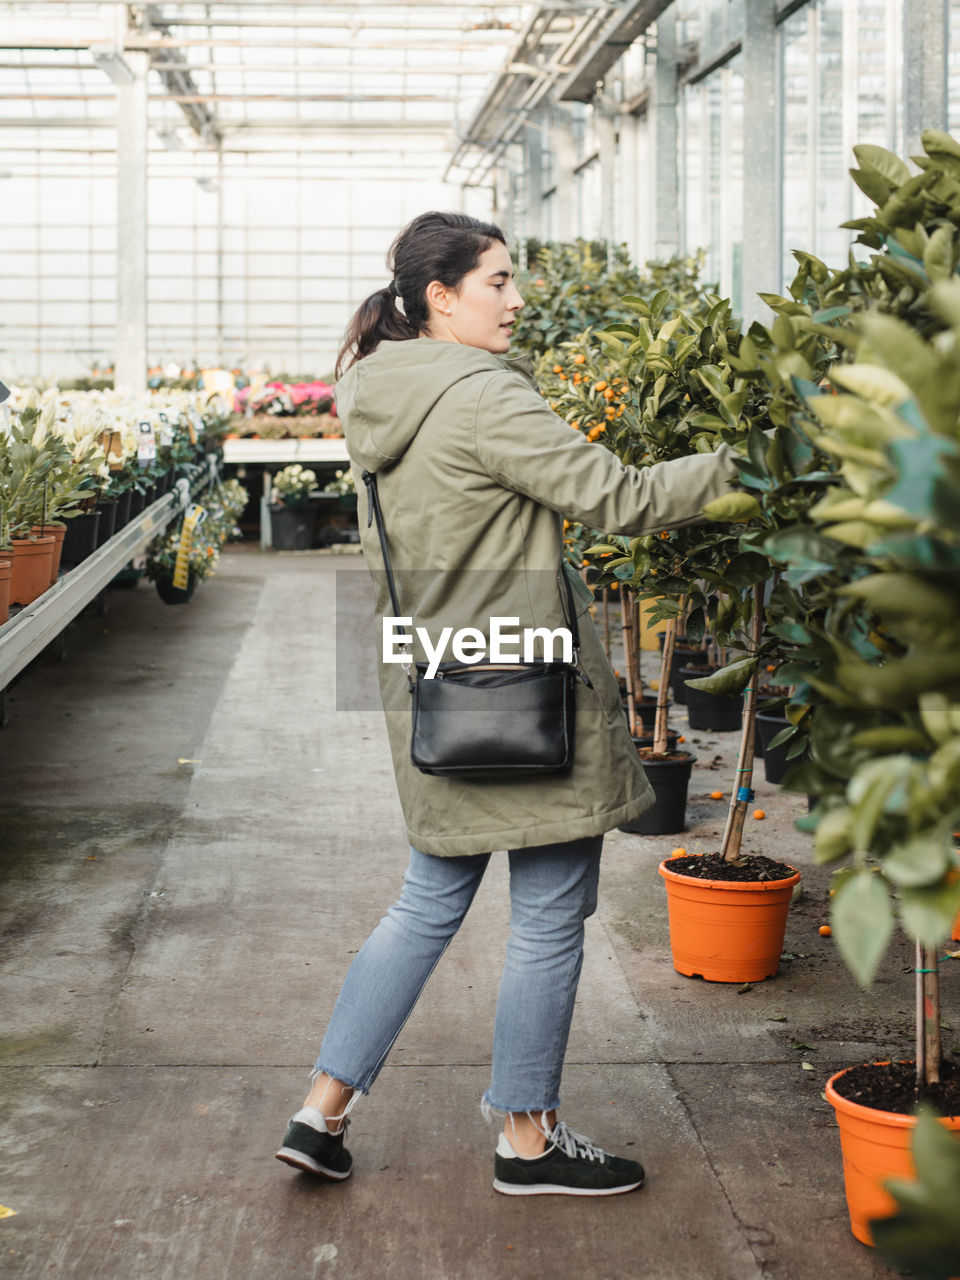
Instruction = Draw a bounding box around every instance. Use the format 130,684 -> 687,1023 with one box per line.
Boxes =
602,587 -> 611,660
720,583 -> 764,863
916,941 -> 941,1088
654,617 -> 677,755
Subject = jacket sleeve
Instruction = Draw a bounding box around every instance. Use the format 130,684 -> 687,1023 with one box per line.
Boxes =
472,370 -> 742,536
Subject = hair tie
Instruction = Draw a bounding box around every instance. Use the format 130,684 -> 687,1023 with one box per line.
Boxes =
387,280 -> 398,297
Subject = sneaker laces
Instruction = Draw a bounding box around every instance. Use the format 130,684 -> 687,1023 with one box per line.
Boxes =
547,1121 -> 607,1165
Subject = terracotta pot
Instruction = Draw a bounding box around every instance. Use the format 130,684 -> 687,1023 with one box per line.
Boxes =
0,558 -> 11,625
7,535 -> 55,607
825,1066 -> 960,1246
658,858 -> 801,982
31,523 -> 66,587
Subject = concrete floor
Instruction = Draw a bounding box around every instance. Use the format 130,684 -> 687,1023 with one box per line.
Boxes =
0,545 -> 942,1279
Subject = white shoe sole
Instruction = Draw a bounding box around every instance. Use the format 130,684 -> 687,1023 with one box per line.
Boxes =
493,1177 -> 643,1197
275,1147 -> 352,1180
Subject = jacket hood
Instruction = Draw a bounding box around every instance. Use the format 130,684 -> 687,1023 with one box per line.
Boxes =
336,336 -> 535,474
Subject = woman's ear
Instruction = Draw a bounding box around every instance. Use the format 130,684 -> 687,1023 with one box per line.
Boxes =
424,279 -> 452,316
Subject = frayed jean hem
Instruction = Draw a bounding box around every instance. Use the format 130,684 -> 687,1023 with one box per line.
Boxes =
480,1094 -> 561,1124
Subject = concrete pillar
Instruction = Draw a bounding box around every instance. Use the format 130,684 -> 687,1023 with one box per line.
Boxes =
741,0 -> 779,326
597,108 -> 618,247
524,118 -> 545,242
115,49 -> 148,394
902,0 -> 948,157
652,12 -> 679,260
553,109 -> 576,240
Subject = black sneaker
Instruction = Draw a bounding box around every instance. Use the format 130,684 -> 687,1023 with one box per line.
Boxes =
493,1121 -> 644,1197
275,1107 -> 352,1180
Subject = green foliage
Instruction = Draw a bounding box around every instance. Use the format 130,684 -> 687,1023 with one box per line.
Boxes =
512,241 -> 712,362
870,1108 -> 960,1279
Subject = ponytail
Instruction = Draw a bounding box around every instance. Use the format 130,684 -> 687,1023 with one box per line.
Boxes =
335,285 -> 416,378
335,210 -> 505,379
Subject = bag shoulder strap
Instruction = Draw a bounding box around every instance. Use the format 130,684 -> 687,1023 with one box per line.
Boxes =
361,468 -> 580,653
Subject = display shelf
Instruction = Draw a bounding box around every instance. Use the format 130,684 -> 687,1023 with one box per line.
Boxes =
222,438 -> 349,464
0,458 -> 219,693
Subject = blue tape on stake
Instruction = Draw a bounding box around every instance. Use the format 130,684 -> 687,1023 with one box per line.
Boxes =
737,786 -> 755,802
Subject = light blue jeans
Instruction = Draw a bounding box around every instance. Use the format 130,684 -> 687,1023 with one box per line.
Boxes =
313,835 -> 602,1114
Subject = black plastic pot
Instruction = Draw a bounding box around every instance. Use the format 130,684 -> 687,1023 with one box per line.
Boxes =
60,510 -> 101,568
155,575 -> 196,605
270,503 -> 315,550
114,489 -> 132,530
144,484 -> 158,507
757,712 -> 793,784
618,752 -> 696,835
129,489 -> 146,517
684,671 -> 743,731
95,500 -> 118,547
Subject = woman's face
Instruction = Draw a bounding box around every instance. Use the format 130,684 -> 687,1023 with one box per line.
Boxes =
426,242 -> 524,354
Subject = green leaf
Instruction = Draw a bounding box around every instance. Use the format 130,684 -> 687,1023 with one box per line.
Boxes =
723,551 -> 771,588
882,834 -> 951,888
685,656 -> 757,697
899,876 -> 960,946
872,1108 -> 960,1279
814,806 -> 854,864
885,435 -> 960,522
848,727 -> 932,754
922,224 -> 955,283
831,870 -> 894,987
701,492 -> 763,522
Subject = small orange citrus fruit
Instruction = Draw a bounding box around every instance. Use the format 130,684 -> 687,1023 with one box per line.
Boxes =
710,790 -> 723,800
670,847 -> 687,857
818,925 -> 832,937
753,809 -> 766,820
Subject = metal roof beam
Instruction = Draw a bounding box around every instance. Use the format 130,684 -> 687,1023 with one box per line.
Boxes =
557,0 -> 668,101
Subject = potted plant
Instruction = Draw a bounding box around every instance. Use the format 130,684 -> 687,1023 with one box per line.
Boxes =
269,464 -> 317,550
737,132 -> 960,1248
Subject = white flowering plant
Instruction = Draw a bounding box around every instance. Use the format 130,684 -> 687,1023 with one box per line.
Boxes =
270,464 -> 317,507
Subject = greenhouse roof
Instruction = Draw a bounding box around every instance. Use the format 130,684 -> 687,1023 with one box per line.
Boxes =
0,1 -> 628,181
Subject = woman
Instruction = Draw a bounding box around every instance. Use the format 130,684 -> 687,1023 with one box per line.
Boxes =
276,211 -> 743,1196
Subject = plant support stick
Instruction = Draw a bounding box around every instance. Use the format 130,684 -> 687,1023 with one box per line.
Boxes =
720,583 -> 764,863
915,941 -> 941,1088
654,615 -> 678,756
620,588 -> 637,737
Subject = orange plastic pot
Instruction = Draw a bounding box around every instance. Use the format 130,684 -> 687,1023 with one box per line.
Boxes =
0,558 -> 11,625
31,523 -> 66,588
825,1066 -> 960,1246
7,535 -> 55,607
658,858 -> 801,982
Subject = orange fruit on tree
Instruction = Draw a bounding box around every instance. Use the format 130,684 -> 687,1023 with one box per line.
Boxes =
573,353 -> 586,364
593,380 -> 607,391
553,364 -> 563,373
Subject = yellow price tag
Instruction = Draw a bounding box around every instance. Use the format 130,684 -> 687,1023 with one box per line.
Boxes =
172,504 -> 206,590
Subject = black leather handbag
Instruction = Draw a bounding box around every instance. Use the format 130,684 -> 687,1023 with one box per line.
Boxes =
362,469 -> 589,778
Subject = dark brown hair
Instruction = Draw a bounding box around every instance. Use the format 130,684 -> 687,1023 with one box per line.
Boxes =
335,211 -> 505,377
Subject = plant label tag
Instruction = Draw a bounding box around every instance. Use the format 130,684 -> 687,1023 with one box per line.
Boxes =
158,412 -> 174,447
137,421 -> 157,467
172,503 -> 207,590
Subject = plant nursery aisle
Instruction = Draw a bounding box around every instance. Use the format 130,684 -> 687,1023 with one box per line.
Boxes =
0,547 -> 931,1280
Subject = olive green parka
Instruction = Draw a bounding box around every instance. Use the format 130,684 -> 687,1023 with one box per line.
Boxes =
337,336 -> 741,856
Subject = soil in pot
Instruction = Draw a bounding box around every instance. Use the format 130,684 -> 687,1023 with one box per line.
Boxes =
658,853 -> 801,983
684,670 -> 743,731
619,750 -> 696,836
826,1059 -> 960,1246
631,730 -> 680,753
